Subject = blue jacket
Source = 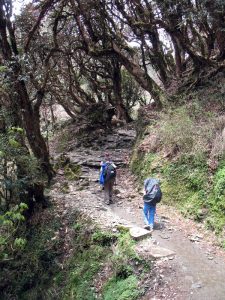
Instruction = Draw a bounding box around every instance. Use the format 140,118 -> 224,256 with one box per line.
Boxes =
99,163 -> 107,185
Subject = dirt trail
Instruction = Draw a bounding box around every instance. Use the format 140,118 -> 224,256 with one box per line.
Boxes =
51,127 -> 225,300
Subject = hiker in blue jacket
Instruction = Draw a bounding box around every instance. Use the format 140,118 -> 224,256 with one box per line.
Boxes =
99,153 -> 116,205
143,178 -> 162,231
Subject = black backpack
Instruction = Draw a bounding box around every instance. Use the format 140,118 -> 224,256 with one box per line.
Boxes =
143,178 -> 162,205
103,163 -> 116,183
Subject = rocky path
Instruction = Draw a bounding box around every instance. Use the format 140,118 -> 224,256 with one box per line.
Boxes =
51,127 -> 225,300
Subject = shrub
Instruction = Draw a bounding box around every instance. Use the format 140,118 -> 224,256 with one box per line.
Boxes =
0,202 -> 28,261
159,107 -> 195,153
214,166 -> 225,199
210,133 -> 224,159
0,125 -> 45,210
92,230 -> 118,246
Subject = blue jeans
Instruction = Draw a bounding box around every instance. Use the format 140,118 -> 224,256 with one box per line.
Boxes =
143,202 -> 156,227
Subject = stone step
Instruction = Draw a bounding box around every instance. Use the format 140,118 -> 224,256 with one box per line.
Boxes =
129,226 -> 152,241
135,239 -> 175,259
78,159 -> 126,168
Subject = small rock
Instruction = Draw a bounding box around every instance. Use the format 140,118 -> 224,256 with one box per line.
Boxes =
152,239 -> 159,245
167,227 -> 174,231
208,256 -> 214,260
168,256 -> 175,260
161,257 -> 169,262
191,282 -> 203,289
159,234 -> 170,240
189,235 -> 201,242
195,234 -> 203,239
97,207 -> 108,211
129,194 -> 136,199
114,189 -> 120,195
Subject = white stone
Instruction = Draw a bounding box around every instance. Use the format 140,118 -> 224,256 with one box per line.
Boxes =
135,239 -> 175,259
129,226 -> 152,241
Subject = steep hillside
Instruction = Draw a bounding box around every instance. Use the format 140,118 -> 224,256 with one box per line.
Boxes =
131,79 -> 225,246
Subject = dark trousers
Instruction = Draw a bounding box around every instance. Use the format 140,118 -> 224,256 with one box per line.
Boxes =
104,178 -> 115,204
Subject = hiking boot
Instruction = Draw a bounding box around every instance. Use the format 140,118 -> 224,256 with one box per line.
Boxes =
144,225 -> 153,232
149,225 -> 154,232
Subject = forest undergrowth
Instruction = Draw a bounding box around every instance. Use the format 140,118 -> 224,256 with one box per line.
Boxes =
0,197 -> 150,300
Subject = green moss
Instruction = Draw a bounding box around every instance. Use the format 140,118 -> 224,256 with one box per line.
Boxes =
116,232 -> 136,259
160,155 -> 207,215
64,244 -> 108,300
103,275 -> 140,300
205,213 -> 225,234
222,240 -> 225,250
63,228 -> 144,300
92,230 -> 118,246
202,165 -> 225,234
102,233 -> 143,300
130,150 -> 157,182
1,207 -> 150,300
214,166 -> 225,199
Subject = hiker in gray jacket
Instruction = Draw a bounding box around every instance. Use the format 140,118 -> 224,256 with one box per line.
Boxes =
143,178 -> 162,231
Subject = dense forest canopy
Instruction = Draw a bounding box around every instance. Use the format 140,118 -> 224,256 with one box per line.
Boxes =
2,0 -> 225,116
